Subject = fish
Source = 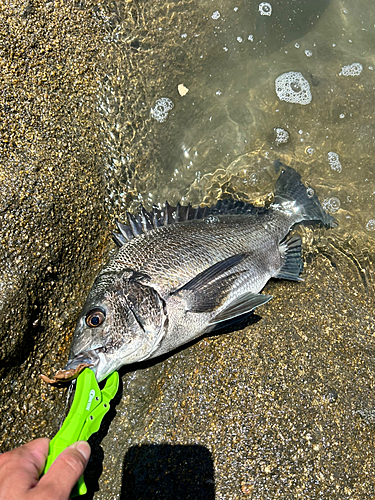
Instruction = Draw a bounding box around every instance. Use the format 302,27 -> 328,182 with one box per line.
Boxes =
42,160 -> 336,384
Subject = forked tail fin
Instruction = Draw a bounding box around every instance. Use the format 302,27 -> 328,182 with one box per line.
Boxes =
272,160 -> 338,228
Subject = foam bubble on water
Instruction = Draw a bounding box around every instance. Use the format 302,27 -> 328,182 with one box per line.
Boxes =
274,127 -> 289,145
151,98 -> 174,123
306,187 -> 315,198
327,151 -> 342,173
275,71 -> 312,105
206,215 -> 219,224
323,197 -> 341,213
339,63 -> 363,76
366,219 -> 375,231
259,2 -> 272,16
211,11 -> 220,20
304,50 -> 313,57
247,173 -> 258,186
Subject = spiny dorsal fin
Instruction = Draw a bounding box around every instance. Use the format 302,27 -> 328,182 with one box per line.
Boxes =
112,199 -> 265,247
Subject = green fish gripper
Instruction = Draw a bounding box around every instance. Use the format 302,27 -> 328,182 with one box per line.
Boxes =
43,368 -> 119,497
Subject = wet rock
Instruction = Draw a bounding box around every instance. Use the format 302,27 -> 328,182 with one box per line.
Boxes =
0,0 -> 109,445
3,1 -> 375,500
91,232 -> 375,499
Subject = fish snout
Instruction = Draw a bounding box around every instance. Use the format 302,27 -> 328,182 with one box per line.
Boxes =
64,349 -> 100,372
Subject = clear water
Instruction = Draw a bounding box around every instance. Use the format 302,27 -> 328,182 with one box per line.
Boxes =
2,3 -> 375,497
97,0 -> 375,258
81,1 -> 375,497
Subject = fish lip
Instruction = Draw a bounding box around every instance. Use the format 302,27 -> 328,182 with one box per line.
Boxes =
64,349 -> 101,372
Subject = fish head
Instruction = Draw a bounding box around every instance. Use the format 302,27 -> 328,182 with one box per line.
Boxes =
65,269 -> 166,382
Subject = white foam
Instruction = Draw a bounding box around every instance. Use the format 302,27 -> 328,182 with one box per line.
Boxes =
211,11 -> 220,20
275,71 -> 312,105
339,63 -> 363,76
306,187 -> 315,198
327,151 -> 342,173
366,219 -> 375,231
274,127 -> 289,145
323,197 -> 340,213
151,98 -> 174,123
258,2 -> 272,16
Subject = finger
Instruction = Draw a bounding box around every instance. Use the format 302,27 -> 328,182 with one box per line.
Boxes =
0,438 -> 50,491
36,441 -> 90,500
23,438 -> 51,478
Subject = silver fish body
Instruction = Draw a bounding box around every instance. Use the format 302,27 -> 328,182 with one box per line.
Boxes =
65,162 -> 336,381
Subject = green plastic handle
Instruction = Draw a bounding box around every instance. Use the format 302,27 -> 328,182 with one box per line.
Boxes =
72,371 -> 119,497
43,368 -> 119,497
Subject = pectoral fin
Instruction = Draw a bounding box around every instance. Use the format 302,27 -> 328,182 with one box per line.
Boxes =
173,253 -> 248,293
171,253 -> 249,313
209,292 -> 272,325
171,254 -> 271,322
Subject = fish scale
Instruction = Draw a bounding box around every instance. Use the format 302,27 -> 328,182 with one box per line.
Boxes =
107,213 -> 290,296
44,161 -> 336,384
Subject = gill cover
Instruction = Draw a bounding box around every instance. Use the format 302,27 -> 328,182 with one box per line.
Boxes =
66,270 -> 167,381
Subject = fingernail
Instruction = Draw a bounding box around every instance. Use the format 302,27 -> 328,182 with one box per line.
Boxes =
72,441 -> 91,461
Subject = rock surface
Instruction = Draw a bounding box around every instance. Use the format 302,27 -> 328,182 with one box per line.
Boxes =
85,230 -> 375,499
0,0 -> 109,444
2,1 -> 375,500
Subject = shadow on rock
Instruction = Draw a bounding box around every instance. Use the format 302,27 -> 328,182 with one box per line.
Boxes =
120,444 -> 215,500
117,311 -> 262,377
77,312 -> 259,499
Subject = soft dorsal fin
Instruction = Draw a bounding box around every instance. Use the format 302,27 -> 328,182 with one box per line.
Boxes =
112,199 -> 266,247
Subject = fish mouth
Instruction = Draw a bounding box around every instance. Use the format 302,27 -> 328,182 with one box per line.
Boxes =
40,349 -> 101,385
64,349 -> 101,373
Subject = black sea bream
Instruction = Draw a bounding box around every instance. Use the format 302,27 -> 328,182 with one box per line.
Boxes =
63,161 -> 336,382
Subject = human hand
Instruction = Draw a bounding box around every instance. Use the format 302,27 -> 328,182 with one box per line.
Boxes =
0,438 -> 91,500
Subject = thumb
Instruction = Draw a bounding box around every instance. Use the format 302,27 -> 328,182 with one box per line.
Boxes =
36,441 -> 91,499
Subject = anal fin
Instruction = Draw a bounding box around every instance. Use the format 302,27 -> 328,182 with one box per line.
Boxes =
275,235 -> 304,282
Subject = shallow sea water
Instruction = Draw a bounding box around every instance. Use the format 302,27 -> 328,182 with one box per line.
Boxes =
99,0 -> 374,245
82,1 -> 375,498
94,0 -> 375,305
2,0 -> 375,498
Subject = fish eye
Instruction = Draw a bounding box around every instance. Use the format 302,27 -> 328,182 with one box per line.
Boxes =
86,308 -> 106,328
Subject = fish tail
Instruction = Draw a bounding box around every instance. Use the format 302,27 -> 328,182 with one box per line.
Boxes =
272,160 -> 337,228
